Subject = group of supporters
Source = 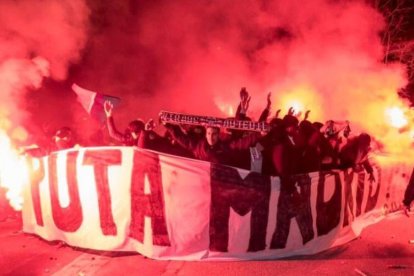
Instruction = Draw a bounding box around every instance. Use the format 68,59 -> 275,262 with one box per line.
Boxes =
105,88 -> 375,180
20,87 -> 414,217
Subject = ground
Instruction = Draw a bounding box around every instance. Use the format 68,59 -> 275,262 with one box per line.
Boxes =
1,210 -> 414,276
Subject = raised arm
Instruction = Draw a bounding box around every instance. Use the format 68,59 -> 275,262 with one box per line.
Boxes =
235,87 -> 251,120
104,100 -> 130,144
164,123 -> 197,152
258,92 -> 271,122
228,131 -> 261,150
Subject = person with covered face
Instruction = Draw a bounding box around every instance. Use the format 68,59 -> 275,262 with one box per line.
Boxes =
163,122 -> 261,167
22,126 -> 78,157
104,100 -> 145,146
52,127 -> 77,151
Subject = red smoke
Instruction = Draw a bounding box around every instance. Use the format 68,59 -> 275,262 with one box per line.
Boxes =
0,0 -> 90,144
0,0 -> 411,154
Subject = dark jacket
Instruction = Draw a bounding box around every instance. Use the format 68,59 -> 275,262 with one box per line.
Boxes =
165,124 -> 260,167
107,117 -> 138,146
138,130 -> 193,158
271,134 -> 302,193
272,134 -> 302,177
338,137 -> 373,174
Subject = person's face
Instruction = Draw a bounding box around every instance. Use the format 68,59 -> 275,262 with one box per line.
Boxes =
206,127 -> 219,146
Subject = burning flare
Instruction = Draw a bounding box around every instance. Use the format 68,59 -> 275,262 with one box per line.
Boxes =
0,130 -> 30,211
385,107 -> 408,129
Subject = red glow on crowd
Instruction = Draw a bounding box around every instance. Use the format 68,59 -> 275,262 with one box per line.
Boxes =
1,0 -> 414,210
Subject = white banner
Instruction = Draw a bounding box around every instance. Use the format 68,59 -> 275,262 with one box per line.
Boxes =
21,147 -> 410,260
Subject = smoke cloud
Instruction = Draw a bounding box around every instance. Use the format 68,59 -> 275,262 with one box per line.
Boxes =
73,0 -> 406,149
0,0 -> 410,152
0,0 -> 90,145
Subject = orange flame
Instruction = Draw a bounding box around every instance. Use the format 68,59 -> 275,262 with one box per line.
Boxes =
0,130 -> 30,211
277,86 -> 323,120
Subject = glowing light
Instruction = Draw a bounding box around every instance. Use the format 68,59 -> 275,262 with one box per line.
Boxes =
385,107 -> 408,129
0,130 -> 30,210
11,126 -> 28,142
228,106 -> 234,117
214,97 -> 235,117
287,100 -> 303,115
276,86 -> 323,120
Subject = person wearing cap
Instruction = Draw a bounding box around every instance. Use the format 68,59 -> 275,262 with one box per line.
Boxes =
104,100 -> 145,146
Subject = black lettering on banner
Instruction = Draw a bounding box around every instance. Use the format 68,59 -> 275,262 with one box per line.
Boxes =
28,157 -> 45,226
49,151 -> 83,232
83,149 -> 122,236
355,171 -> 365,217
129,150 -> 170,246
343,169 -> 354,227
365,165 -> 381,213
270,174 -> 314,249
209,164 -> 271,252
316,171 -> 342,236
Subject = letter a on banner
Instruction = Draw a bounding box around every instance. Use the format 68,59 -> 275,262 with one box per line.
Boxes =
129,150 -> 170,246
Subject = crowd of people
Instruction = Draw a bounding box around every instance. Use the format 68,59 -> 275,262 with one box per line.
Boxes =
21,88 -> 414,222
105,88 -> 375,181
31,87 -> 376,184
14,87 -> 414,229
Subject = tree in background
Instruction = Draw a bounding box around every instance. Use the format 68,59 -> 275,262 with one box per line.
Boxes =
372,0 -> 414,102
